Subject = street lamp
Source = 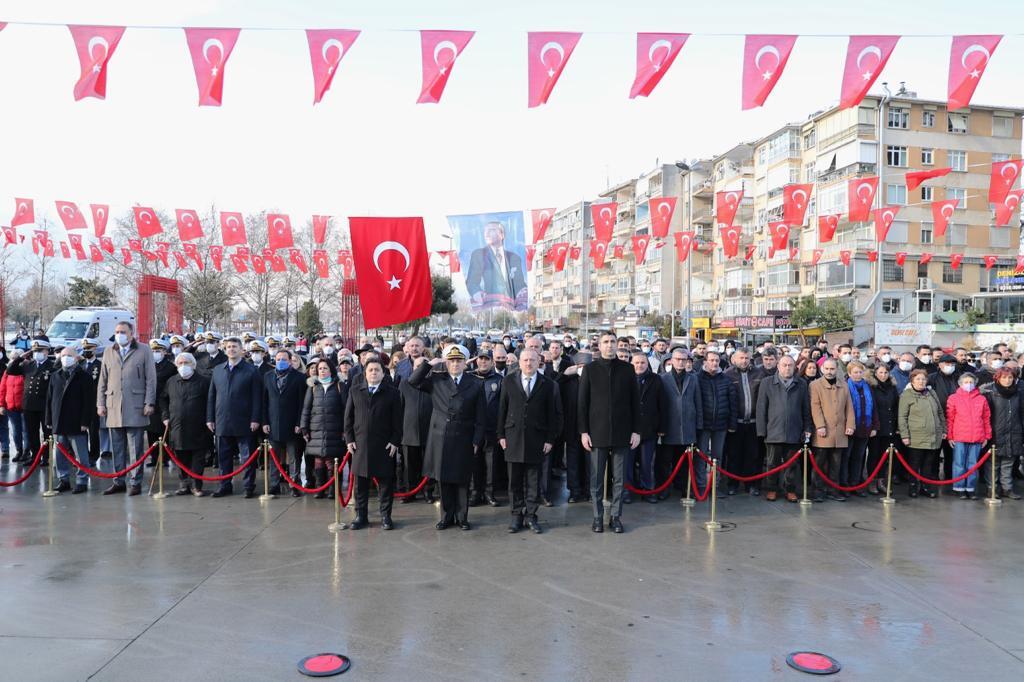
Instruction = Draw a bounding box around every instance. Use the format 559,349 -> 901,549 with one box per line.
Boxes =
675,161 -> 693,342
439,232 -> 453,335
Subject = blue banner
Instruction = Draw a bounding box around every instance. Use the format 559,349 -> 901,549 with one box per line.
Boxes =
446,211 -> 529,312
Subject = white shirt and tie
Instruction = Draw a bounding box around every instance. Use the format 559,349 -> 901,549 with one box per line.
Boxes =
522,373 -> 535,397
368,383 -> 379,395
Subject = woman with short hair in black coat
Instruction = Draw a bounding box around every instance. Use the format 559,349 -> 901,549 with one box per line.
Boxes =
866,363 -> 900,495
301,360 -> 348,499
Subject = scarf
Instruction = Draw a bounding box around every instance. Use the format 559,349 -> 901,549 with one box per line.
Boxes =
847,378 -> 874,427
996,382 -> 1019,399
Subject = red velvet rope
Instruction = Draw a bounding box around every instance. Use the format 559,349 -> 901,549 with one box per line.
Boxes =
56,441 -> 156,479
268,445 -> 342,495
340,459 -> 355,508
689,456 -> 713,502
392,476 -> 429,499
695,448 -> 802,483
624,451 -> 689,495
807,450 -> 890,492
0,443 -> 46,487
163,444 -> 260,482
895,449 -> 991,487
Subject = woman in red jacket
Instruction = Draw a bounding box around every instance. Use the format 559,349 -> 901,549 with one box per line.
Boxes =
0,349 -> 27,462
946,372 -> 992,500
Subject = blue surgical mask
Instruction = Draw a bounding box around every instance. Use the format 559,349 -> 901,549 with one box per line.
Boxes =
276,359 -> 290,371
319,376 -> 333,385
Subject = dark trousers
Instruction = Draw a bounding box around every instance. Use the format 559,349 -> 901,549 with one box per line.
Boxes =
726,422 -> 759,491
439,482 -> 469,523
814,447 -> 844,496
269,437 -> 302,488
402,445 -> 437,498
765,442 -> 800,493
589,446 -> 627,519
845,437 -> 870,487
472,440 -> 504,499
216,435 -> 255,492
867,436 -> 893,485
565,438 -> 589,497
508,461 -> 540,517
87,418 -> 101,464
24,409 -> 48,462
175,448 -> 205,490
939,440 -> 953,480
630,438 -> 658,489
354,475 -> 394,519
907,447 -> 938,494
657,443 -> 688,495
697,429 -> 728,491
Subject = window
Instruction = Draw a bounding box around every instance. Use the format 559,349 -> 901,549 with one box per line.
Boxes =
886,184 -> 907,205
882,297 -> 902,314
993,116 -> 1014,138
947,187 -> 967,208
804,129 -> 816,149
920,222 -> 933,244
942,263 -> 963,284
886,145 -> 907,167
992,153 -> 1011,164
942,299 -> 961,313
948,113 -> 968,134
921,148 -> 934,165
991,227 -> 1010,248
790,167 -> 801,184
949,150 -> 967,172
922,111 -> 935,127
888,107 -> 908,129
921,186 -> 933,202
887,220 -> 908,242
883,259 -> 904,282
919,298 -> 932,313
948,223 -> 967,245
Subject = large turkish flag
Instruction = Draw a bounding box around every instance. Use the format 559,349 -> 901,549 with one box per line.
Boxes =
348,217 -> 433,328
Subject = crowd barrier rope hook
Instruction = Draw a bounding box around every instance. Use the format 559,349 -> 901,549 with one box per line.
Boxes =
0,443 -> 46,487
259,440 -> 276,501
704,459 -> 721,531
41,435 -> 58,498
328,457 -> 346,533
985,444 -> 1002,508
881,444 -> 896,506
799,443 -> 812,508
681,445 -> 695,508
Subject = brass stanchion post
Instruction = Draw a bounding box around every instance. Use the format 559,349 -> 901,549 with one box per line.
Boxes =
985,444 -> 1002,507
259,440 -> 276,501
681,445 -> 695,508
881,444 -> 896,506
152,438 -> 170,499
799,444 -> 813,507
704,458 -> 721,530
42,435 -> 59,497
328,457 -> 346,532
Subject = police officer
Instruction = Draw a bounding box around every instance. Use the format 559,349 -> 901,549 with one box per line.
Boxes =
22,339 -> 54,466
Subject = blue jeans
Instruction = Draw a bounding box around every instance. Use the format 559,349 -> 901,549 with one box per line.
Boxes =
629,438 -> 658,489
952,441 -> 982,492
55,433 -> 90,486
6,410 -> 24,455
698,430 -> 728,491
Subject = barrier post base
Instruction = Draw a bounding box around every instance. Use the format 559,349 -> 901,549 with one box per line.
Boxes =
41,489 -> 60,498
703,520 -> 722,531
328,521 -> 347,533
984,497 -> 1003,507
881,496 -> 896,506
681,498 -> 695,508
259,493 -> 277,501
798,498 -> 813,508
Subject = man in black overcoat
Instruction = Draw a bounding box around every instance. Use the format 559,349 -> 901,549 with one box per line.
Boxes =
262,348 -> 308,497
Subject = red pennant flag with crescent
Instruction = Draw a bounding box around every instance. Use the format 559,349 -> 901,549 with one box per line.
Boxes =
525,245 -> 536,271
591,203 -> 617,242
182,242 -> 202,270
173,251 -> 188,269
306,29 -> 359,104
99,236 -> 113,254
839,250 -> 852,266
613,243 -> 625,259
948,35 -> 1002,111
68,25 -> 125,100
648,197 -> 676,238
531,208 -> 555,243
289,248 -> 308,274
848,176 -> 878,222
950,253 -> 964,270
782,184 -> 813,225
715,190 -> 743,227
673,232 -> 694,263
184,28 -> 240,107
11,198 -> 33,227
127,238 -> 142,251
270,253 -> 286,272
589,240 -> 609,269
133,206 -> 163,238
42,237 -> 55,258
55,201 -> 87,230
2,227 -> 16,245
812,249 -> 824,265
818,214 -> 839,243
220,211 -> 247,246
528,32 -> 582,108
989,159 -> 1023,203
176,209 -> 203,241
630,33 -> 689,99
742,35 -> 797,109
840,35 -> 899,109
768,222 -> 790,252
154,249 -> 169,267
873,206 -> 899,242
907,167 -> 952,191
67,234 -> 85,259
312,214 -> 331,244
1016,255 -> 1024,273
234,246 -> 251,260
230,253 -> 248,273
866,250 -> 878,263
120,247 -> 131,265
267,214 -> 294,250
995,188 -> 1023,227
90,203 -> 108,237
720,225 -> 741,259
984,255 -> 998,270
931,199 -> 959,237
209,245 -> 224,271
251,254 -> 267,274
348,217 -> 434,328
89,244 -> 104,262
569,245 -> 582,261
418,30 -> 474,104
550,243 -> 570,272
789,247 -> 799,261
340,251 -> 355,279
744,244 -> 757,261
895,252 -> 907,266
631,235 -> 650,265
920,253 -> 933,266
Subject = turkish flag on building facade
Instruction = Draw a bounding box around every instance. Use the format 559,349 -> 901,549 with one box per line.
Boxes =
873,206 -> 899,242
742,34 -> 797,109
720,225 -> 741,259
589,240 -> 609,269
631,235 -> 650,264
848,176 -> 878,221
176,208 -> 203,241
839,250 -> 852,266
11,198 -> 33,226
531,208 -> 555,243
1016,255 -> 1024,273
525,245 -> 536,271
418,30 -> 474,103
782,183 -> 813,225
630,32 -> 688,99
995,188 -> 1023,227
948,35 -> 1001,111
220,211 -> 247,246
818,214 -> 839,243
744,244 -> 757,261
550,242 -> 570,271
133,206 -> 163,238
951,253 -> 964,270
348,217 -> 433,328
907,167 -> 952,191
184,28 -> 240,106
895,252 -> 908,266
312,214 -> 331,244
55,201 -> 87,230
527,32 -> 582,108
989,159 -> 1023,203
866,250 -> 878,262
715,190 -> 743,227
983,255 -> 998,270
591,203 -> 617,242
68,25 -> 125,100
90,203 -> 108,237
931,199 -> 959,237
672,232 -> 694,263
306,29 -> 359,104
812,249 -> 824,265
920,253 -> 933,266
840,35 -> 899,109
648,197 -> 676,238
267,213 -> 294,250
768,222 -> 789,252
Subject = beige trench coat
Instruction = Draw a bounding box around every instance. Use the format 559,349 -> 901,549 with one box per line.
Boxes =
809,377 -> 855,448
97,340 -> 157,428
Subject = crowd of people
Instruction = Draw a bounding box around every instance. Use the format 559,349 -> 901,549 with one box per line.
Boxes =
2,324 -> 1021,534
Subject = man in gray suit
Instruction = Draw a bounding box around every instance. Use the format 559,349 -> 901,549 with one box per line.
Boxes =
97,321 -> 157,495
464,221 -> 528,311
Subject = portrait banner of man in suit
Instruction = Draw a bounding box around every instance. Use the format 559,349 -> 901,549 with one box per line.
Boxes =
447,211 -> 529,312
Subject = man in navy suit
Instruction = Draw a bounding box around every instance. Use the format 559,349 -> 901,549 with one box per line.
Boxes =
206,336 -> 262,498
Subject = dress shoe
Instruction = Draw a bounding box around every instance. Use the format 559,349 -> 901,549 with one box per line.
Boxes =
381,516 -> 394,530
72,484 -> 88,494
12,451 -> 25,463
56,479 -> 71,493
348,517 -> 367,530
1004,489 -> 1022,500
211,489 -> 233,498
103,483 -> 126,495
458,521 -> 471,531
435,520 -> 449,530
765,491 -> 777,501
508,516 -> 523,533
243,490 -> 256,499
400,496 -> 414,504
290,487 -> 302,497
541,496 -> 553,507
908,489 -> 919,498
129,485 -> 142,496
785,492 -> 798,503
645,495 -> 659,504
924,490 -> 937,498
174,487 -> 192,496
314,490 -> 327,499
486,495 -> 500,507
468,495 -> 483,507
592,518 -> 604,533
526,516 -> 543,534
957,491 -> 968,500
609,517 -> 624,533
192,489 -> 209,497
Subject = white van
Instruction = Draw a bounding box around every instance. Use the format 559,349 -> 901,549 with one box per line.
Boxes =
45,307 -> 136,353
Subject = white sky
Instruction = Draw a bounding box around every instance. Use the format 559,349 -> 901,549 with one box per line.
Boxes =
1,0 -> 1022,257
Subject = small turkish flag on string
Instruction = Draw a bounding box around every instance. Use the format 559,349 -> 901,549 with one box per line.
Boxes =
989,159 -> 1023,203
906,167 -> 952,191
182,242 -> 202,270
11,198 -> 33,226
267,214 -> 294,250
176,209 -> 203,241
839,250 -> 852,266
848,176 -> 878,222
90,203 -> 108,237
895,252 -> 907,266
42,237 -> 55,258
261,247 -> 274,261
99,236 -> 113,254
68,234 -> 86,259
768,222 -> 789,252
592,203 -> 618,242
866,250 -> 878,263
270,253 -> 286,272
744,244 -> 757,261
702,241 -> 716,256
133,206 -> 163,238
90,244 -> 104,262
289,248 -> 308,274
873,206 -> 899,242
648,197 -> 676,238
590,240 -> 609,269
220,211 -> 247,246
335,250 -> 354,279
550,243 -> 571,272
418,30 -> 474,104
120,247 -> 131,265
173,251 -> 188,268
154,249 -> 169,267
818,214 -> 839,243
306,29 -> 359,104
951,253 -> 964,270
742,35 -> 797,109
312,214 -> 331,244
528,32 -> 582,108
1016,255 -> 1024,273
55,201 -> 87,230
931,199 -> 959,237
920,253 -> 933,266
613,243 -> 625,259
565,245 -> 579,261
525,245 -> 536,271
789,247 -> 800,261
812,249 -> 824,265
209,245 -> 224,271
631,235 -> 650,264
234,245 -> 251,260
2,227 -> 16,245
840,35 -> 899,109
715,190 -> 743,227
68,25 -> 125,100
230,253 -> 248,273
995,188 -> 1023,227
630,33 -> 689,99
531,208 -> 555,243
673,232 -> 694,263
184,28 -> 240,107
948,35 -> 1001,111
251,254 -> 267,275
782,184 -> 813,225
720,225 -> 741,259
984,255 -> 998,270
348,217 -> 433,328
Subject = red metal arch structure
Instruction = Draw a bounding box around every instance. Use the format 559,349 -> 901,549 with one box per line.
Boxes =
339,278 -> 361,348
137,275 -> 183,342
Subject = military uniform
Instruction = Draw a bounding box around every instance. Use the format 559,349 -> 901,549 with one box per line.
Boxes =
79,339 -> 105,463
22,341 -> 55,465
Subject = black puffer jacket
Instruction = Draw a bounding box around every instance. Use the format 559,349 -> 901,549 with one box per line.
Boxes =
867,376 -> 900,439
300,379 -> 348,460
697,369 -> 737,432
982,383 -> 1024,456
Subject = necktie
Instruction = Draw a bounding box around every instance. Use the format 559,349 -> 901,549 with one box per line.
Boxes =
525,376 -> 532,396
369,385 -> 377,395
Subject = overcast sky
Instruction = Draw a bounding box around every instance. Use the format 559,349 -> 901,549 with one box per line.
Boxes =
1,0 -> 1022,254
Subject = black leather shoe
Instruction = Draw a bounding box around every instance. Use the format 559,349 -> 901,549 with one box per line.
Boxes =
103,483 -> 126,495
243,490 -> 256,499
56,480 -> 71,493
645,495 -> 659,504
609,517 -> 624,534
468,495 -> 483,507
211,489 -> 233,498
291,487 -> 302,497
72,484 -> 88,494
508,516 -> 523,533
541,496 -> 553,507
435,520 -> 449,530
458,521 -> 471,531
381,516 -> 394,530
174,488 -> 191,496
486,495 -> 499,507
192,489 -> 209,497
129,485 -> 142,496
348,517 -> 367,530
526,516 -> 543,534
592,518 -> 604,533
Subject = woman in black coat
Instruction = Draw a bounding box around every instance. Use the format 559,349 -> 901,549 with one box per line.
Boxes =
981,368 -> 1024,499
866,364 -> 900,495
343,359 -> 404,528
160,353 -> 212,496
301,360 -> 348,498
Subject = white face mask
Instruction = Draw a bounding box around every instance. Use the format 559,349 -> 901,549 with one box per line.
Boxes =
115,332 -> 129,347
252,352 -> 264,363
323,346 -> 335,356
152,352 -> 165,364
171,346 -> 182,356
991,360 -> 1004,370
206,343 -> 218,355
961,383 -> 975,392
880,353 -> 892,363
920,355 -> 932,365
841,353 -> 852,363
33,351 -> 46,363
898,361 -> 914,372
941,364 -> 955,375
177,365 -> 195,379
60,356 -> 77,369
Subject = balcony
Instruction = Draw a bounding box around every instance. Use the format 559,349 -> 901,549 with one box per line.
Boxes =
766,283 -> 802,297
725,286 -> 754,299
817,123 -> 877,152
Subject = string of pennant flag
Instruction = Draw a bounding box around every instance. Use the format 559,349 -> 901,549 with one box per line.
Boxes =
0,21 -> 1011,109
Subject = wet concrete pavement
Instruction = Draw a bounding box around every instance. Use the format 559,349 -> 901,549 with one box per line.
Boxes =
2,467 -> 1023,680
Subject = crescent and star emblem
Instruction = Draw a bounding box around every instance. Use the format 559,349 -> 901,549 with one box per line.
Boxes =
373,241 -> 411,290
754,44 -> 780,80
540,41 -> 565,78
